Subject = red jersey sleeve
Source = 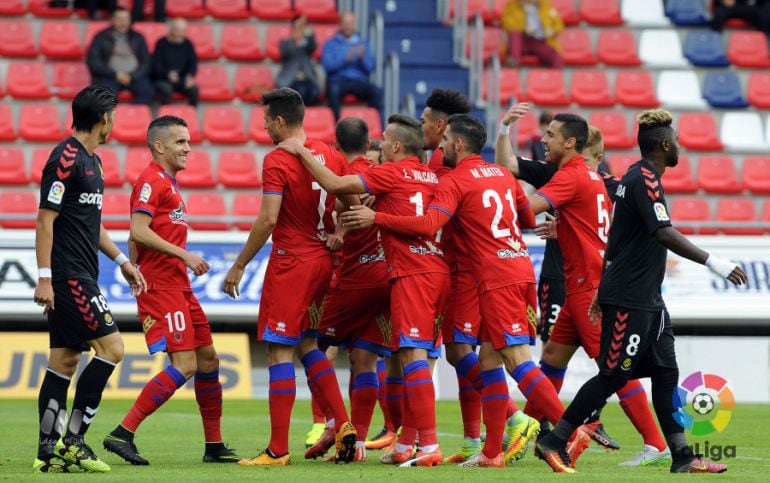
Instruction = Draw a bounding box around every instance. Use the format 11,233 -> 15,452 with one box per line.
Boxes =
261,151 -> 287,195
427,176 -> 462,218
130,174 -> 164,218
514,180 -> 536,228
358,162 -> 396,195
535,167 -> 577,211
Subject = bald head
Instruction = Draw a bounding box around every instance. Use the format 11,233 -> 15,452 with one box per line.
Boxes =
168,18 -> 187,43
340,12 -> 356,38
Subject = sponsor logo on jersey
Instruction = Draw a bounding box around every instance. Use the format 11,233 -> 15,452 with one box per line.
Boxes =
169,203 -> 189,225
409,327 -> 420,338
654,202 -> 670,221
139,183 -> 152,203
275,321 -> 287,333
511,322 -> 521,333
615,184 -> 626,199
323,327 -> 336,338
463,322 -> 473,333
409,242 -> 444,256
621,357 -> 632,371
358,247 -> 386,265
497,247 -> 530,259
78,192 -> 103,209
104,313 -> 114,326
588,170 -> 600,181
47,181 -> 65,204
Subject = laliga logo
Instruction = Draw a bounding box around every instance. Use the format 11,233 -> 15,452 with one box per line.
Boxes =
673,371 -> 735,436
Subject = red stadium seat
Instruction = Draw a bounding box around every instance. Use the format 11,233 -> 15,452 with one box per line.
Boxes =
101,191 -> 131,229
678,113 -> 722,151
0,20 -> 36,57
743,156 -> 770,194
232,193 -> 262,230
218,151 -> 262,188
295,0 -> 339,22
697,156 -> 741,194
615,70 -> 659,107
157,105 -> 202,143
0,190 -> 37,229
549,0 -> 580,25
580,0 -> 623,25
763,199 -> 770,233
20,104 -> 62,142
0,105 -> 18,142
669,197 -> 714,234
84,21 -> 109,48
588,111 -> 633,149
747,72 -> 770,109
340,107 -> 383,139
196,64 -> 233,102
514,110 -> 538,148
234,65 -> 275,102
186,23 -> 218,60
570,70 -> 613,107
7,62 -> 50,99
251,0 -> 294,20
716,198 -> 761,235
97,148 -> 123,187
221,23 -> 263,61
607,153 -> 637,178
467,27 -> 504,63
265,25 -> 292,61
133,22 -> 168,53
40,21 -> 84,59
206,0 -> 249,19
249,106 -> 272,145
313,24 -> 338,60
524,69 -> 569,105
727,31 -> 770,68
304,107 -> 336,143
559,30 -> 597,66
0,0 -> 25,15
29,0 -> 72,16
124,147 -> 154,185
175,151 -> 216,188
186,193 -> 228,230
483,67 -> 520,103
32,148 -> 51,184
0,148 -> 28,185
597,30 -> 641,66
112,105 -> 152,144
52,62 -> 90,99
661,155 -> 697,193
165,0 -> 206,18
203,106 -> 247,144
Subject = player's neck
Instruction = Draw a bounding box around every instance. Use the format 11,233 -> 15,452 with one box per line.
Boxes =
343,152 -> 366,164
72,131 -> 100,155
643,157 -> 666,176
279,128 -> 306,145
558,151 -> 579,168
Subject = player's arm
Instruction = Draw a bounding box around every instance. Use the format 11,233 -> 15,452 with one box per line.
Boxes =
340,204 -> 449,237
495,102 -> 530,176
128,239 -> 138,265
528,193 -> 553,215
514,183 -> 537,228
99,223 -> 147,295
33,208 -> 59,313
279,138 -> 366,194
129,212 -> 209,275
654,227 -> 747,285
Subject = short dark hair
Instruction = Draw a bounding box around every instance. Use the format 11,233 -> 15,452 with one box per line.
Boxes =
446,114 -> 486,154
262,87 -> 305,127
387,114 -> 422,156
425,88 -> 472,117
147,115 -> 188,147
71,85 -> 118,132
637,109 -> 674,157
553,113 -> 588,152
336,117 -> 369,154
539,111 -> 553,126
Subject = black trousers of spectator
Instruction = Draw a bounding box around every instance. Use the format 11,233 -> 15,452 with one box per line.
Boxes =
93,77 -> 155,106
327,78 -> 382,120
711,3 -> 770,37
155,80 -> 199,106
290,80 -> 320,107
132,0 -> 165,22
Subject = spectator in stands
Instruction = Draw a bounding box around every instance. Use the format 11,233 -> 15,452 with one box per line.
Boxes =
152,18 -> 199,107
321,12 -> 382,120
527,111 -> 552,160
87,8 -> 154,105
131,0 -> 165,22
277,15 -> 320,106
502,0 -> 564,68
711,0 -> 770,40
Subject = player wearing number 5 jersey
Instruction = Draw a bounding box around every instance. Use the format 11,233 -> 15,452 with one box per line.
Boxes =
103,116 -> 240,466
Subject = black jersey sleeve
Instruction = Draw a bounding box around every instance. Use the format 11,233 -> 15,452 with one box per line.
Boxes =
628,173 -> 673,235
602,172 -> 621,203
516,157 -> 557,189
39,143 -> 77,212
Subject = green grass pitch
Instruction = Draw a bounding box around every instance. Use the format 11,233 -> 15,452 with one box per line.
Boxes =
1,399 -> 768,481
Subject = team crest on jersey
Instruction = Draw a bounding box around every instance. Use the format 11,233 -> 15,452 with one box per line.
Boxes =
139,183 -> 152,203
47,181 -> 65,205
142,315 -> 156,333
622,357 -> 633,371
104,313 -> 114,326
653,202 -> 670,221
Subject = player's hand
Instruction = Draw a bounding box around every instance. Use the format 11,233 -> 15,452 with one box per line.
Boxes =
184,253 -> 210,277
588,291 -> 601,325
360,193 -> 376,209
340,204 -> 376,230
326,233 -> 344,251
222,264 -> 244,299
534,212 -> 557,239
277,138 -> 304,156
116,72 -> 131,86
33,278 -> 55,314
501,102 -> 529,126
727,265 -> 748,286
120,262 -> 147,297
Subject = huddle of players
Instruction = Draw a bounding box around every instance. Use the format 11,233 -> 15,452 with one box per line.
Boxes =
32,84 -> 747,474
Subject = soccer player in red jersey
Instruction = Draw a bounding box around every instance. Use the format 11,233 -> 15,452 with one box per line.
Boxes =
221,88 -> 357,466
279,114 -> 449,467
342,114 -> 567,468
102,116 -> 239,465
535,109 -> 748,474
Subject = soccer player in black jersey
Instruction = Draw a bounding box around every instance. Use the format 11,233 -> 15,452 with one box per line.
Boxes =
33,85 -> 147,473
534,109 -> 747,473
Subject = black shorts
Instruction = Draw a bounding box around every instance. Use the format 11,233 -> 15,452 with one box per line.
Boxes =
537,276 -> 565,343
48,278 -> 119,350
598,304 -> 678,379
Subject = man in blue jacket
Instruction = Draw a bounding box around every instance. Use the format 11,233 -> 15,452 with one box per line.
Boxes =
321,12 -> 382,120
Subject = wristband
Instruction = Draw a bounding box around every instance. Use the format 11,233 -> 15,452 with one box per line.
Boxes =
498,122 -> 510,135
114,252 -> 129,266
38,268 -> 52,278
705,255 -> 736,279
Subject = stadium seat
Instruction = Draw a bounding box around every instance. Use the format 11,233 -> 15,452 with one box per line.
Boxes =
570,70 -> 613,107
206,0 -> 249,19
112,105 -> 152,144
467,27 -> 504,64
669,197 -> 714,234
165,0 -> 206,18
0,105 -> 18,142
52,62 -> 90,99
716,198 -> 761,235
662,155 -> 697,193
683,30 -> 729,67
32,148 -> 51,184
607,153 -> 638,178
621,0 -> 669,27
483,67 -> 519,104
678,113 -> 722,151
559,29 -> 597,66
20,104 -> 62,142
748,72 -> 770,109
580,0 -> 623,25
133,22 -> 168,53
340,106 -> 383,139
703,72 -> 748,108
295,0 -> 339,22
762,199 -> 770,233
514,110 -> 538,148
186,23 -> 218,60
124,147 -> 154,185
251,0 -> 294,20
221,23 -> 263,61
524,69 -> 569,106
666,0 -> 710,26
248,107 -> 272,145
97,148 -> 123,187
743,156 -> 770,194
186,193 -> 228,230
597,29 -> 641,66
40,21 -> 83,59
101,191 -> 131,229
218,151 -> 261,189
234,65 -> 275,102
304,107 -> 336,144
264,25 -> 292,61
175,151 -> 216,188
615,70 -> 659,107
697,156 -> 741,194
0,0 -> 25,15
232,193 -> 262,230
0,20 -> 36,57
728,31 -> 770,67
0,148 -> 28,185
157,105 -> 202,143
7,62 -> 50,99
313,24 -> 339,60
84,21 -> 109,48
196,64 -> 233,102
657,71 -> 707,109
547,0 -> 579,25
203,106 -> 247,144
721,112 -> 767,152
639,30 -> 688,67
0,190 -> 37,228
29,0 -> 71,16
589,111 -> 633,149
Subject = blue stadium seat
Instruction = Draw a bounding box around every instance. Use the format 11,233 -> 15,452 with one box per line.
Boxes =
683,31 -> 729,67
370,0 -> 438,25
385,25 -> 455,67
401,67 -> 469,106
703,72 -> 748,108
666,0 -> 710,26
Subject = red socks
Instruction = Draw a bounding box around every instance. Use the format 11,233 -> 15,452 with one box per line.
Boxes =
402,360 -> 437,447
267,362 -> 296,456
384,376 -> 403,431
455,352 -> 482,439
480,368 -> 509,458
511,361 -> 564,425
617,379 -> 667,451
350,372 -> 378,441
122,365 -> 186,432
301,349 -> 349,430
194,370 -> 223,443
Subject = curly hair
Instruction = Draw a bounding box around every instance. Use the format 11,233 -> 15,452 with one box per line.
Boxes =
637,109 -> 674,156
425,88 -> 472,117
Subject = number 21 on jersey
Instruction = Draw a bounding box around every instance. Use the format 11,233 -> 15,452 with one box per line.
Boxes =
482,188 -> 521,239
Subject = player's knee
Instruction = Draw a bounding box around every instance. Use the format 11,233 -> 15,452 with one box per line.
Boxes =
96,339 -> 124,364
599,372 -> 630,393
197,354 -> 219,374
651,366 -> 678,389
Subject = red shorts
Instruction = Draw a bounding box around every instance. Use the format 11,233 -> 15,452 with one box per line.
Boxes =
442,270 -> 481,346
391,271 -> 450,351
548,289 -> 600,358
479,283 -> 537,350
257,253 -> 333,346
318,284 -> 392,356
137,290 -> 212,354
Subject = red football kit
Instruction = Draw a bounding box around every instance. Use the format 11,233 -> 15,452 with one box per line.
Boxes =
535,154 -> 611,357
